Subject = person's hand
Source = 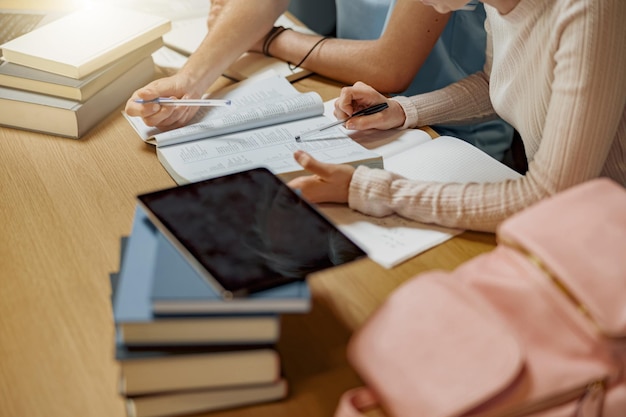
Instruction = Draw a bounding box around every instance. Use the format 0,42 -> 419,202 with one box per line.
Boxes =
335,81 -> 406,130
124,74 -> 206,130
287,150 -> 355,203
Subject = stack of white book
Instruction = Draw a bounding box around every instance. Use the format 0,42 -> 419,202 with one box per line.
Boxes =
0,6 -> 170,138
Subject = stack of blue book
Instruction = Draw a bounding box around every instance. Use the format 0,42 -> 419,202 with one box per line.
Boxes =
110,206 -> 311,417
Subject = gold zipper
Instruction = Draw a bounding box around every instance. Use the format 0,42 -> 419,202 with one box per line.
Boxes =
496,236 -> 596,330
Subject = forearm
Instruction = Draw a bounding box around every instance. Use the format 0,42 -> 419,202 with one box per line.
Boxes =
266,0 -> 448,93
267,34 -> 411,93
393,72 -> 498,128
179,0 -> 289,95
349,167 -> 527,232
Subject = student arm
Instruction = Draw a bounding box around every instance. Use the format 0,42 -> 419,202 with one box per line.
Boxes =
349,0 -> 626,232
266,0 -> 449,93
125,0 -> 289,129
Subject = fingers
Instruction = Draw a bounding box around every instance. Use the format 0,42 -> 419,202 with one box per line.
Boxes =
334,81 -> 387,119
146,105 -> 195,130
289,150 -> 353,203
124,77 -> 201,130
125,87 -> 159,118
333,83 -> 406,131
293,149 -> 335,178
343,109 -> 383,130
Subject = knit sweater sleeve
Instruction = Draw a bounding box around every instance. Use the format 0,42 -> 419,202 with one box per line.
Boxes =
349,0 -> 626,233
392,72 -> 497,129
392,16 -> 497,129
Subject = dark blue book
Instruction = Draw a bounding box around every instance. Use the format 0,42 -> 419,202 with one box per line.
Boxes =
150,225 -> 311,315
112,206 -> 286,346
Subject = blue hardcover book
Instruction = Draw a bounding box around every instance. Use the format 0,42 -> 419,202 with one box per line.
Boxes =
151,229 -> 311,315
113,206 -> 286,346
113,206 -> 160,324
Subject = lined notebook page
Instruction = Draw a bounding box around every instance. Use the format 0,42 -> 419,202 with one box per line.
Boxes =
319,134 -> 521,269
385,136 -> 521,182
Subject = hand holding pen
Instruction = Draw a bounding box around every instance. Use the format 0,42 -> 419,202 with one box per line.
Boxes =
124,74 -> 222,130
295,102 -> 389,142
332,81 -> 408,132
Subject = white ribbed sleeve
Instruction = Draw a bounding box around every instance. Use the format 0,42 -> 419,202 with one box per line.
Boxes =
350,0 -> 626,232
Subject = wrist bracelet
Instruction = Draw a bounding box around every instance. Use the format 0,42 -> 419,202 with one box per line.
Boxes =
288,36 -> 330,71
263,26 -> 291,57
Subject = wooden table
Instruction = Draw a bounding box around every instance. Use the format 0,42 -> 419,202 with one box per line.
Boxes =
0,4 -> 497,409
0,71 -> 496,417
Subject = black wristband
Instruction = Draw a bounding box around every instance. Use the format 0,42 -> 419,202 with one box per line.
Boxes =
262,26 -> 291,57
288,36 -> 330,71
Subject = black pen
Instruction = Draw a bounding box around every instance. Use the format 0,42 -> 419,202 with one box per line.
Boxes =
294,102 -> 389,142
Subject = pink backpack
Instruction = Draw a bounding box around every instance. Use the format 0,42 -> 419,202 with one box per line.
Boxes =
335,178 -> 626,417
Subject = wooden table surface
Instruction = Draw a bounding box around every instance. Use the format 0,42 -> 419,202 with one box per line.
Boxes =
0,70 -> 496,417
0,6 -> 497,413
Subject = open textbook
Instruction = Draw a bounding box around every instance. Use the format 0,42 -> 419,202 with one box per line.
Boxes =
123,74 -> 383,183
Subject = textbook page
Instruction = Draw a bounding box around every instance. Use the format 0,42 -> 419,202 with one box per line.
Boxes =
156,115 -> 383,184
383,136 -> 522,181
322,99 -> 433,159
123,74 -> 324,147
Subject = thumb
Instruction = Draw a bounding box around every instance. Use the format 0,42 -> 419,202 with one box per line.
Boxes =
293,150 -> 334,178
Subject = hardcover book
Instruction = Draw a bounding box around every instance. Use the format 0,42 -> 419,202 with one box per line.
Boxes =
150,210 -> 313,315
0,5 -> 170,79
112,206 -> 291,346
0,56 -> 155,138
0,38 -> 162,101
125,379 -> 288,417
117,343 -> 281,396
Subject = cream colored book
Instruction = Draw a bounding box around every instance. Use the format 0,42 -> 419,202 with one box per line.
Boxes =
117,345 -> 281,396
0,56 -> 155,138
0,38 -> 162,101
0,5 -> 170,79
126,379 -> 287,417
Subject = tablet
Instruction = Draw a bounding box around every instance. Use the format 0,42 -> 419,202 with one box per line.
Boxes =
137,167 -> 365,298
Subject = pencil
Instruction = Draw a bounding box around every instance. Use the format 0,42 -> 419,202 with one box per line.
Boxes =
134,98 -> 232,107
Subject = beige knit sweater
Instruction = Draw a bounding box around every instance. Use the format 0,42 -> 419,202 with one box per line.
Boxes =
349,0 -> 626,232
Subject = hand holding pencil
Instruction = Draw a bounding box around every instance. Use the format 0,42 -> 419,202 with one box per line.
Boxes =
124,74 -> 219,130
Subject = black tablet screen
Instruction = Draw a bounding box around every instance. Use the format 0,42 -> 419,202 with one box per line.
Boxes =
137,168 -> 365,297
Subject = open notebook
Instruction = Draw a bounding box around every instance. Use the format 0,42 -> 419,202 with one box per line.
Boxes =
316,101 -> 522,269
